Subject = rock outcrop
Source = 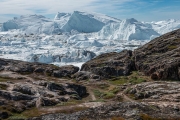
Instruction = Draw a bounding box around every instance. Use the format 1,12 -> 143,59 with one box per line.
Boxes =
134,29 -> 180,80
0,58 -> 87,119
0,58 -> 79,78
0,81 -> 87,115
30,102 -> 180,120
126,81 -> 180,101
72,71 -> 101,81
81,29 -> 180,80
81,50 -> 136,78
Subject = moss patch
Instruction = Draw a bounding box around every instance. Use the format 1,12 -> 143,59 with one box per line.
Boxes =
168,45 -> 177,50
0,76 -> 13,82
0,83 -> 8,90
93,89 -> 115,100
140,114 -> 162,120
108,71 -> 147,85
111,117 -> 125,120
8,114 -> 27,120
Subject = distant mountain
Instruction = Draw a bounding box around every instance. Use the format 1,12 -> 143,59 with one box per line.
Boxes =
150,19 -> 180,34
95,18 -> 159,40
1,11 -> 180,40
1,14 -> 62,34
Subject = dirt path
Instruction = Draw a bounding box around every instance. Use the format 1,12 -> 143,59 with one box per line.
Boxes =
117,92 -> 136,102
88,88 -> 96,101
40,102 -> 104,113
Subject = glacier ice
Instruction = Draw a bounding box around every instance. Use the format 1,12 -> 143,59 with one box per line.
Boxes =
0,11 -> 180,68
62,11 -> 105,33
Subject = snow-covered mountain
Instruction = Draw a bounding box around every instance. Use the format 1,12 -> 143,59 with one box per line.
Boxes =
62,11 -> 105,33
150,19 -> 180,34
1,15 -> 63,34
95,18 -> 159,40
0,11 -> 180,67
2,11 -> 180,39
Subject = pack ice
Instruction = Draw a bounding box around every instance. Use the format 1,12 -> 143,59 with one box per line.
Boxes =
0,11 -> 180,67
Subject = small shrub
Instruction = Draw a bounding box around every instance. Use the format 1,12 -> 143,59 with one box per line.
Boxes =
56,106 -> 88,114
98,83 -> 110,90
0,76 -> 13,82
168,45 -> 177,50
103,92 -> 115,99
109,87 -> 119,94
109,79 -> 128,85
140,114 -> 162,120
93,90 -> 103,98
89,99 -> 105,102
93,89 -> 115,99
174,38 -> 180,42
111,116 -> 125,120
8,115 -> 27,120
129,78 -> 146,84
0,84 -> 8,90
125,88 -> 133,94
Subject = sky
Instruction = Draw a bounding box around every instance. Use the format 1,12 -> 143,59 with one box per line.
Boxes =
0,0 -> 180,23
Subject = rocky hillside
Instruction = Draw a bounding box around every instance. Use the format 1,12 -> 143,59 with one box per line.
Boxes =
31,101 -> 180,120
0,59 -> 87,119
81,50 -> 135,78
0,29 -> 180,120
134,29 -> 180,80
81,29 -> 180,80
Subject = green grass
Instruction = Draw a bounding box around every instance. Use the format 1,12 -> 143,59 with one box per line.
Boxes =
97,63 -> 107,67
57,106 -> 88,114
96,83 -> 110,90
21,107 -> 43,118
129,77 -> 146,84
111,117 -> 125,120
50,64 -> 60,69
109,79 -> 128,85
125,88 -> 133,94
0,83 -> 8,90
109,77 -> 146,85
174,38 -> 180,42
103,92 -> 115,99
140,114 -> 165,120
93,89 -> 103,98
93,89 -> 115,99
8,114 -> 27,120
0,76 -> 13,82
89,99 -> 106,102
109,87 -> 120,94
22,106 -> 88,118
108,71 -> 147,85
168,45 -> 177,50
57,100 -> 83,106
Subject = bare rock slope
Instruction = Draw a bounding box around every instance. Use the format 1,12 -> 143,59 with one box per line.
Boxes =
134,29 -> 180,80
81,29 -> 180,80
0,59 -> 87,119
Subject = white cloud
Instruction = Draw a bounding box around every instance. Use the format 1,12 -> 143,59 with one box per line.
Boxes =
0,0 -> 179,22
0,0 -> 98,15
0,0 -> 135,22
0,0 -> 100,22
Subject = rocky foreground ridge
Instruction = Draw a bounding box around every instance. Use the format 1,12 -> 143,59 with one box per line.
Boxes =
0,29 -> 180,120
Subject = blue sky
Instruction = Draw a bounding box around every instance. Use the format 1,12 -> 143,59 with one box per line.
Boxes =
0,0 -> 180,22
